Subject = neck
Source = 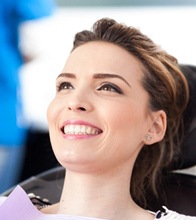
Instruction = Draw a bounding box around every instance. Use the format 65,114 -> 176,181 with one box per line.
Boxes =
57,165 -> 147,220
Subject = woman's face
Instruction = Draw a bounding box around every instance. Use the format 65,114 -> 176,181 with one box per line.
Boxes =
47,41 -> 153,173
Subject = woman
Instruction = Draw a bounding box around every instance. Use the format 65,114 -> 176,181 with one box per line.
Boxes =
0,18 -> 195,219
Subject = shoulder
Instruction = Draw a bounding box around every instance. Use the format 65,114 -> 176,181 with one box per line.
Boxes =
154,207 -> 196,220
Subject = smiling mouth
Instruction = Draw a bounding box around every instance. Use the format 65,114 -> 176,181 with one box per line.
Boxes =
62,124 -> 102,135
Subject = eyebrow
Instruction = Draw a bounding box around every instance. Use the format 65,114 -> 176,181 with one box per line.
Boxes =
57,73 -> 76,79
93,73 -> 131,87
57,72 -> 131,87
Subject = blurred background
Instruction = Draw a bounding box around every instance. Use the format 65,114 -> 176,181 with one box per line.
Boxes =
1,0 -> 196,193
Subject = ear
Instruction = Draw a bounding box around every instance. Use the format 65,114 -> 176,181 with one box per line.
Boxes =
144,110 -> 167,145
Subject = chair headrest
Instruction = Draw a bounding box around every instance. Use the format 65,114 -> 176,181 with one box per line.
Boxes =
173,64 -> 196,169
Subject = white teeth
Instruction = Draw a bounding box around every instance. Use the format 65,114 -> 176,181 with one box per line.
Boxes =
86,127 -> 92,135
74,125 -> 80,134
80,126 -> 86,134
63,125 -> 100,135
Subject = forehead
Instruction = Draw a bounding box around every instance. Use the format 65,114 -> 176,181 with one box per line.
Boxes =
63,41 -> 144,81
68,41 -> 141,62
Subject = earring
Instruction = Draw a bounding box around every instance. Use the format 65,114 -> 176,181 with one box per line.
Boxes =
145,134 -> 152,142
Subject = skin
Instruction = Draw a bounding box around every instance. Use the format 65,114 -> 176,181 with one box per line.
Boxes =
46,41 -> 166,219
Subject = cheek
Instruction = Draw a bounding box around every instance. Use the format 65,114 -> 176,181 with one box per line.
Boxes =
47,101 -> 58,146
102,102 -> 139,130
98,103 -> 145,166
47,99 -> 59,126
47,100 -> 62,156
103,100 -> 148,144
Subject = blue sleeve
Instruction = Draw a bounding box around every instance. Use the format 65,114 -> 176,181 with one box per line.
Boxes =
16,0 -> 56,21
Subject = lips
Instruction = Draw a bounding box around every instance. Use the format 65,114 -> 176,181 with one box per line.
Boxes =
61,121 -> 102,136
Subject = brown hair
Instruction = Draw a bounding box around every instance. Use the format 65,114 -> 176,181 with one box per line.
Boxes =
71,18 -> 189,207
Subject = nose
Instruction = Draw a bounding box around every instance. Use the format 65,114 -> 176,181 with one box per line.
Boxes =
68,104 -> 86,112
67,92 -> 93,113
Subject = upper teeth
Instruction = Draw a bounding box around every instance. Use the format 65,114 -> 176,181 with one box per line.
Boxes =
63,125 -> 100,135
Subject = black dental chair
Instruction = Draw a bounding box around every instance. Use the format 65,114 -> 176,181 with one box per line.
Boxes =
1,64 -> 196,215
164,64 -> 196,215
146,64 -> 196,215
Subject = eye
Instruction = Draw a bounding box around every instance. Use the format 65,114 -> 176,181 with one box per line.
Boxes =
56,81 -> 74,92
97,83 -> 123,94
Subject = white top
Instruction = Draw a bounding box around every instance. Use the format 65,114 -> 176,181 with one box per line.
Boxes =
152,207 -> 196,219
0,186 -> 195,220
